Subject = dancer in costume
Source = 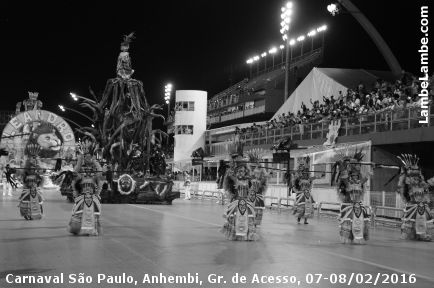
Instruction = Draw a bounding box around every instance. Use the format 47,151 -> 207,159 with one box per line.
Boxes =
332,150 -> 370,244
67,139 -> 102,236
55,170 -> 75,202
18,144 -> 44,220
3,164 -> 16,196
396,154 -> 433,241
247,149 -> 267,226
293,157 -> 315,224
183,171 -> 191,200
221,157 -> 259,241
216,160 -> 227,204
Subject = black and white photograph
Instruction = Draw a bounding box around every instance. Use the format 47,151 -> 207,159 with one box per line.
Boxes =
0,0 -> 433,287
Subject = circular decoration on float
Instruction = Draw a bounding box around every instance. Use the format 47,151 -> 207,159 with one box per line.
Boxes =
117,174 -> 136,195
0,110 -> 76,169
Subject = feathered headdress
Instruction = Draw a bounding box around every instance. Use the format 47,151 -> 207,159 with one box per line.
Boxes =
246,148 -> 265,163
25,143 -> 41,157
79,137 -> 97,156
353,148 -> 365,162
397,154 -> 419,169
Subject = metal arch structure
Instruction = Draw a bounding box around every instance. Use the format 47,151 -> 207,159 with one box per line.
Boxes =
338,0 -> 402,77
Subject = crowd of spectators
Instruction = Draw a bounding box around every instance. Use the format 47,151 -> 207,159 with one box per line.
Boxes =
240,72 -> 434,132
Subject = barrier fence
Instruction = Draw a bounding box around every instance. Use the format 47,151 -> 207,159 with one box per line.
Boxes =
208,105 -> 434,155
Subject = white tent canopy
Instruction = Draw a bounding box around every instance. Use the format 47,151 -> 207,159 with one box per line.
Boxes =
272,67 -> 396,119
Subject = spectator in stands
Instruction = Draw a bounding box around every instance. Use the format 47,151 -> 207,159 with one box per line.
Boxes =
243,71 -> 433,133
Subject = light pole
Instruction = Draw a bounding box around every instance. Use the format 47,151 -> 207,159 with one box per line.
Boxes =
268,47 -> 277,69
164,83 -> 173,116
279,45 -> 285,65
246,58 -> 254,78
280,1 -> 293,101
307,29 -> 317,51
297,35 -> 305,56
261,52 -> 267,72
253,55 -> 260,75
289,39 -> 295,61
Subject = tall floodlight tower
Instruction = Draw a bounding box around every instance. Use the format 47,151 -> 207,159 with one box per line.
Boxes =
280,1 -> 293,101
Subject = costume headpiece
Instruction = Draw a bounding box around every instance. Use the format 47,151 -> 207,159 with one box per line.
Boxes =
80,178 -> 96,191
79,138 -> 97,155
353,149 -> 365,162
397,154 -> 420,169
25,143 -> 41,157
246,148 -> 265,164
28,91 -> 39,100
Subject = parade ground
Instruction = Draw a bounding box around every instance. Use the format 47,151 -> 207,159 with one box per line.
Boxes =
1,188 -> 433,288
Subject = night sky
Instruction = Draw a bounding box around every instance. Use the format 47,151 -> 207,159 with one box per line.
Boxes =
0,0 -> 431,125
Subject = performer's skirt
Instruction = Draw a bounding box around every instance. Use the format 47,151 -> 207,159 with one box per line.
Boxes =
68,195 -> 102,236
254,196 -> 265,226
401,203 -> 433,241
221,199 -> 259,241
339,203 -> 370,244
19,199 -> 42,220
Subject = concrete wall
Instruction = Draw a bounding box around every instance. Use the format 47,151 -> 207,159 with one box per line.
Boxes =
174,90 -> 207,163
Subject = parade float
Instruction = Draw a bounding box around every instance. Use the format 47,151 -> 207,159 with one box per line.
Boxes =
72,33 -> 179,204
0,92 -> 77,194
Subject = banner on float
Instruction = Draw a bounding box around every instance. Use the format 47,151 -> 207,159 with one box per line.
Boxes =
0,110 -> 76,169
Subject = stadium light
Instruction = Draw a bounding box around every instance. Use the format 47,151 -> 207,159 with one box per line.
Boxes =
307,30 -> 317,50
269,47 -> 277,68
289,39 -> 296,46
280,1 -> 293,42
164,83 -> 173,115
307,30 -> 317,37
317,25 -> 327,32
58,105 -> 65,112
70,92 -> 78,101
279,45 -> 285,49
280,1 -> 293,101
327,3 -> 340,16
297,35 -> 305,42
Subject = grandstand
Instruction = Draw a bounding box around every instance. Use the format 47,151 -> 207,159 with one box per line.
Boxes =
207,47 -> 323,128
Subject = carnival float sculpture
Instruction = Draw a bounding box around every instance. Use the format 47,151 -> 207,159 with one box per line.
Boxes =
1,92 -> 77,188
395,154 -> 433,241
68,33 -> 178,204
331,149 -> 370,244
67,138 -> 102,236
16,91 -> 43,113
292,157 -> 315,224
18,144 -> 44,220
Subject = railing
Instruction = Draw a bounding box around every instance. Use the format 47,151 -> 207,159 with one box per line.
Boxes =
208,105 -> 266,125
207,48 -> 323,113
208,78 -> 249,108
208,105 -> 434,156
251,47 -> 323,79
371,206 -> 403,228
